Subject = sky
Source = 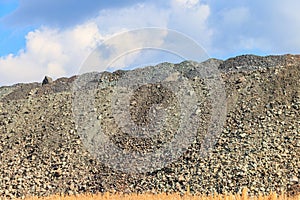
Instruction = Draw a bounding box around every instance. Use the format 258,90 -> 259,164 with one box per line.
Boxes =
0,0 -> 299,86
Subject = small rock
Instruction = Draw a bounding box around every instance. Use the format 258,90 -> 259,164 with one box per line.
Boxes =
178,175 -> 185,182
42,76 -> 53,85
236,76 -> 246,84
69,183 -> 75,191
290,176 -> 299,183
240,133 -> 247,138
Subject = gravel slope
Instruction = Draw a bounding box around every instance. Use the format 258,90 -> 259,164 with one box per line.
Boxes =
0,54 -> 299,199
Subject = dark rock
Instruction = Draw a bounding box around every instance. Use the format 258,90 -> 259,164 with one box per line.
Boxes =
42,76 -> 53,85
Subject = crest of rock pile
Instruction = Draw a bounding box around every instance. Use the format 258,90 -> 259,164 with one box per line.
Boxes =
0,54 -> 299,199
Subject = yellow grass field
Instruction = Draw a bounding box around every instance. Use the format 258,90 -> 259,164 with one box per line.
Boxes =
20,189 -> 299,200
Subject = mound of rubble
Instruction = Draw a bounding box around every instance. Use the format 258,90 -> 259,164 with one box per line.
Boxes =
0,54 -> 299,199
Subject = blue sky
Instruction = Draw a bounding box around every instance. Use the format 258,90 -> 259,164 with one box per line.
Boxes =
0,0 -> 299,85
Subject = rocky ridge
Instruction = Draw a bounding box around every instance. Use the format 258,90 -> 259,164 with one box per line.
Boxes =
0,54 -> 299,199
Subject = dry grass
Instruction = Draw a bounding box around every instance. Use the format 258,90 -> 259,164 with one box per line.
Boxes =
19,188 -> 299,200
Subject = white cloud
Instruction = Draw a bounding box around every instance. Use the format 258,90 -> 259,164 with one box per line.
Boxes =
80,28 -> 168,73
208,0 -> 300,57
95,3 -> 169,33
0,22 -> 104,85
168,0 -> 212,52
264,1 -> 300,52
2,0 -> 300,86
83,1 -> 212,70
0,1 -> 213,85
172,0 -> 200,8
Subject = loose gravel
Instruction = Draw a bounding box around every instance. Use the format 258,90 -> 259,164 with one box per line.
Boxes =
0,54 -> 299,199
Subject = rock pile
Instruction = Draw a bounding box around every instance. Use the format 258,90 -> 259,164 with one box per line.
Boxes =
0,54 -> 299,199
